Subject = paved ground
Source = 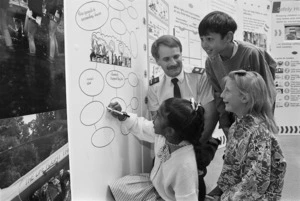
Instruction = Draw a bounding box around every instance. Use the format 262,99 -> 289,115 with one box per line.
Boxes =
205,135 -> 300,201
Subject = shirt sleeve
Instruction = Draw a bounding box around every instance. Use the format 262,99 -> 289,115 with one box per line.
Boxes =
197,71 -> 214,106
249,49 -> 277,105
205,59 -> 232,129
219,128 -> 272,200
147,85 -> 159,112
263,50 -> 277,80
122,113 -> 155,143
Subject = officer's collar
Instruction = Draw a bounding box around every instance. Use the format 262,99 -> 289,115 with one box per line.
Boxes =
165,69 -> 184,84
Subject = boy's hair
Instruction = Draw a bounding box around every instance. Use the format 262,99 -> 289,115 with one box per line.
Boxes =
224,70 -> 278,133
151,35 -> 182,60
198,11 -> 237,39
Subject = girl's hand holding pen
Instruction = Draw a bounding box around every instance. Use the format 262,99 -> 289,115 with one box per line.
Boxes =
107,102 -> 129,121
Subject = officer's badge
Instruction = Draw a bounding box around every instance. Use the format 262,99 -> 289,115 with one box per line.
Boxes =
149,77 -> 159,86
192,67 -> 205,74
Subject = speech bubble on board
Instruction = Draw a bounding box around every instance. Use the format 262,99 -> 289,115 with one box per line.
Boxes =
106,70 -> 125,88
80,101 -> 104,126
79,69 -> 104,96
75,1 -> 109,31
91,127 -> 115,148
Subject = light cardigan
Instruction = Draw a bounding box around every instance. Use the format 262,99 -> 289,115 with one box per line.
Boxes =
122,113 -> 199,201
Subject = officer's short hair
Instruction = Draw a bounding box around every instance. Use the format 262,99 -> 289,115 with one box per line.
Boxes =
151,35 -> 182,60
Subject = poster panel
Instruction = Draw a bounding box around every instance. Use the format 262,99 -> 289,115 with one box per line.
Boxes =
271,1 -> 300,134
239,0 -> 273,51
65,0 -> 149,200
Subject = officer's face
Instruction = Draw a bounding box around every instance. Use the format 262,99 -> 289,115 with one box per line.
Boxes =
156,45 -> 182,78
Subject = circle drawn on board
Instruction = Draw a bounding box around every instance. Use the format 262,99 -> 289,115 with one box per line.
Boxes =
130,97 -> 139,110
110,97 -> 127,112
284,102 -> 289,107
110,18 -> 127,35
127,6 -> 138,19
120,122 -> 130,135
128,72 -> 139,87
91,127 -> 115,148
75,2 -> 109,31
79,69 -> 104,96
80,101 -> 105,126
106,70 -> 126,88
108,0 -> 126,11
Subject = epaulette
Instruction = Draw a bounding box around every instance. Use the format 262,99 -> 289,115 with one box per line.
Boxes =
192,67 -> 205,74
149,77 -> 159,86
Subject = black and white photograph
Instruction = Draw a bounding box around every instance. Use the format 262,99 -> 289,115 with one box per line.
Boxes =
284,25 -> 300,40
1,0 -> 70,200
2,0 -> 300,200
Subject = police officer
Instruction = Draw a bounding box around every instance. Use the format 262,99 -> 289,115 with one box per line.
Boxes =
147,35 -> 218,144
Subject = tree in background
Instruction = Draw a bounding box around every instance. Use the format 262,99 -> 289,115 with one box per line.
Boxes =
0,116 -> 39,188
0,109 -> 68,189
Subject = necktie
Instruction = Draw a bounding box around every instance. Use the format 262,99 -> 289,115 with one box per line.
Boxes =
171,78 -> 181,98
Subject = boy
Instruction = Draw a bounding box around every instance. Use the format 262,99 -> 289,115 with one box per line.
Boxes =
198,11 -> 277,137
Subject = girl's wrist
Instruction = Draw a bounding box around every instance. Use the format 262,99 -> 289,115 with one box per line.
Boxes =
118,113 -> 128,121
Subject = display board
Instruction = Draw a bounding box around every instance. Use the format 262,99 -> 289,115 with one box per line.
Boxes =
64,0 -> 299,200
64,0 -> 148,200
271,1 -> 300,134
239,0 -> 273,52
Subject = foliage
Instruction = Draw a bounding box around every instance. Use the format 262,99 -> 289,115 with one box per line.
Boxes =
0,109 -> 68,188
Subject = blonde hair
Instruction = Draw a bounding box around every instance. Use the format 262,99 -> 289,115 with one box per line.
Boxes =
224,70 -> 278,133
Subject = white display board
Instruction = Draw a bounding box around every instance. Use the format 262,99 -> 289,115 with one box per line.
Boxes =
271,1 -> 300,134
239,0 -> 273,52
64,0 -> 149,200
64,0 -> 299,200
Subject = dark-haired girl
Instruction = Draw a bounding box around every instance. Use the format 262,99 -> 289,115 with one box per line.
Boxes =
108,98 -> 206,201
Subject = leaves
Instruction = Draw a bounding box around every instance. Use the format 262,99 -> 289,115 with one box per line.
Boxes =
0,109 -> 68,188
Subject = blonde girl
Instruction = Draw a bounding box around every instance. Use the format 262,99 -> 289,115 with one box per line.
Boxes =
206,70 -> 286,201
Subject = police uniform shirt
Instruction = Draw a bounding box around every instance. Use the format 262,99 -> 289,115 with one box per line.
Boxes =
147,67 -> 214,112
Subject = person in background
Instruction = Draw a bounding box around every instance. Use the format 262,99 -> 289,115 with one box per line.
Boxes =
198,11 -> 277,137
0,0 -> 14,51
108,98 -> 208,201
45,0 -> 63,63
25,0 -> 43,56
205,70 -> 286,201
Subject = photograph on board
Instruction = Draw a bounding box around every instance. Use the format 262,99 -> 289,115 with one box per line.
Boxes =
0,0 -> 66,119
0,109 -> 71,201
0,0 -> 70,200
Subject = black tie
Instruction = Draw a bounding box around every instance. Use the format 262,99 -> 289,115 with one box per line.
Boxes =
171,78 -> 181,98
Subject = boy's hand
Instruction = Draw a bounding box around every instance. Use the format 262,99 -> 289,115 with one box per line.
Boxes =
205,195 -> 220,201
206,186 -> 222,201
